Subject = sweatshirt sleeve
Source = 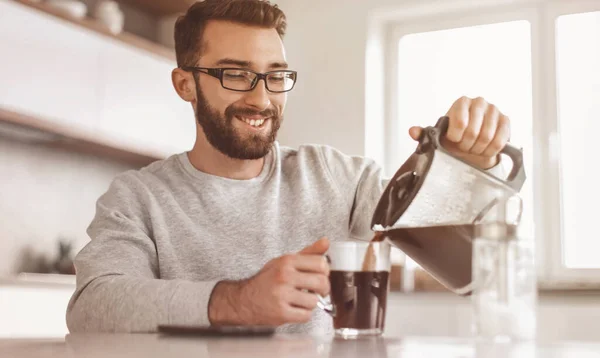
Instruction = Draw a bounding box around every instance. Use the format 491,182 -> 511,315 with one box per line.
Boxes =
66,173 -> 219,333
317,146 -> 386,242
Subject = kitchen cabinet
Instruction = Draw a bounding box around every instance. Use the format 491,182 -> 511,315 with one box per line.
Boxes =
119,0 -> 193,16
0,1 -> 101,134
98,41 -> 195,157
0,0 -> 196,160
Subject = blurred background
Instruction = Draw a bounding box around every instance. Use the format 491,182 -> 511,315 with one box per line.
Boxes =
0,0 -> 598,340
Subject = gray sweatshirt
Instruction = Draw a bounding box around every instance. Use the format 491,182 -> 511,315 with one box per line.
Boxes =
66,142 -> 385,335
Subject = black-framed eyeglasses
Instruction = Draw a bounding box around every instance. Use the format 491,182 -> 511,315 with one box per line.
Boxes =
181,67 -> 298,93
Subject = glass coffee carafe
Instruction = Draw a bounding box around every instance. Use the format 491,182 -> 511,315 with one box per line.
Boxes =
370,116 -> 527,295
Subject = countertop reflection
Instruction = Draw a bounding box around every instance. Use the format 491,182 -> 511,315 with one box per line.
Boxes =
2,333 -> 600,358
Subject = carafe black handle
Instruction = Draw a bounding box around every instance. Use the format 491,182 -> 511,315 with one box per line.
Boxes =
431,116 -> 526,191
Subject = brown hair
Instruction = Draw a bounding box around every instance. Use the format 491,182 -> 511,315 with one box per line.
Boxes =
174,0 -> 287,67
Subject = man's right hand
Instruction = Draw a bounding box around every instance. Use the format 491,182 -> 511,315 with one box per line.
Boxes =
208,237 -> 331,326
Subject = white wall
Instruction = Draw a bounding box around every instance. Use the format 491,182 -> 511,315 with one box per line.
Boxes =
273,0 -> 410,158
0,130 -> 134,275
274,0 -> 373,156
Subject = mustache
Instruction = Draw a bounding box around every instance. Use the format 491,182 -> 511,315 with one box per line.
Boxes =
225,106 -> 279,119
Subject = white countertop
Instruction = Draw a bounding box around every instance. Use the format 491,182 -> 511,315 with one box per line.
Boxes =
1,333 -> 600,358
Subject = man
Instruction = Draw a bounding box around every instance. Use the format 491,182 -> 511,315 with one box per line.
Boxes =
66,0 -> 511,334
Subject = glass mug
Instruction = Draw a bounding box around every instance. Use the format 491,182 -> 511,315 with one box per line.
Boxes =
317,240 -> 391,338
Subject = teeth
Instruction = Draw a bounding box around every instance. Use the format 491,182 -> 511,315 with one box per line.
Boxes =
241,117 -> 266,127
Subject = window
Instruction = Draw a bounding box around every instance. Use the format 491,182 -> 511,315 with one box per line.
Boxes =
393,20 -> 534,241
378,0 -> 600,287
555,10 -> 600,269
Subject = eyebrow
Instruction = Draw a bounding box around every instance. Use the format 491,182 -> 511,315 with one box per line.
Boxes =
214,58 -> 289,70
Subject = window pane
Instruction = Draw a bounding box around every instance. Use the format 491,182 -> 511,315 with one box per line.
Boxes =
556,11 -> 600,269
395,21 -> 534,239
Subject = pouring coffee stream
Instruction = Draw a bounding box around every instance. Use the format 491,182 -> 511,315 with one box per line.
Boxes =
367,116 -> 526,295
361,232 -> 385,271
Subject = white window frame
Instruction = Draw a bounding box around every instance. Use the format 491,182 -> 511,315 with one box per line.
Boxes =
538,0 -> 600,288
372,0 -> 600,289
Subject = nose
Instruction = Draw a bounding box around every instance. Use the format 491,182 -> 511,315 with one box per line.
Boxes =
243,79 -> 271,111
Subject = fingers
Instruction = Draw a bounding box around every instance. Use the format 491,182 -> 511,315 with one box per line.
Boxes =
482,114 -> 510,158
282,254 -> 329,275
470,105 -> 499,154
298,237 -> 330,255
291,271 -> 330,296
458,98 -> 487,151
288,289 -> 320,310
445,96 -> 510,159
408,126 -> 422,141
282,305 -> 313,323
446,96 -> 471,142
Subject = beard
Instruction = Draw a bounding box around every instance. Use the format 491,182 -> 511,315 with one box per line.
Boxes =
194,84 -> 282,160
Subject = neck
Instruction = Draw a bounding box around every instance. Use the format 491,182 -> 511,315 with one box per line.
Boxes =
187,134 -> 267,181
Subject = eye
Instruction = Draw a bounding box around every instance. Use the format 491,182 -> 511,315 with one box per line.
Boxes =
269,73 -> 291,82
223,70 -> 253,81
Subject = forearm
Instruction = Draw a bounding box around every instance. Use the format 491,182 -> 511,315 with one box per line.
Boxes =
66,275 -> 219,332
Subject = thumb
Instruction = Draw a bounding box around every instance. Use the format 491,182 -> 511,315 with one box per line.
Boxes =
408,126 -> 422,141
299,237 -> 330,255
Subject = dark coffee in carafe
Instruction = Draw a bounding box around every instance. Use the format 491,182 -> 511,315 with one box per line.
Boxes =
379,224 -> 474,293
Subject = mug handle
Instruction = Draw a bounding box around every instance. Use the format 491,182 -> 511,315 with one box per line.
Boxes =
315,254 -> 335,317
316,294 -> 336,317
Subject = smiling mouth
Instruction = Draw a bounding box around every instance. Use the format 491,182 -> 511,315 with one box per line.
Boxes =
236,116 -> 269,129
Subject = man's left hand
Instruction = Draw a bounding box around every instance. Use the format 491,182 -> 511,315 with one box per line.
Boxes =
409,96 -> 510,170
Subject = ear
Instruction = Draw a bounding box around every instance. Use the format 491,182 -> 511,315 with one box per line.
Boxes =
172,68 -> 196,102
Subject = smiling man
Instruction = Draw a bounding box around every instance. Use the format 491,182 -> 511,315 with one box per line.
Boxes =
66,0 -> 511,334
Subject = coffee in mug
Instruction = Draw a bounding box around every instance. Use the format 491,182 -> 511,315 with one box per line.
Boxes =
317,240 -> 391,338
